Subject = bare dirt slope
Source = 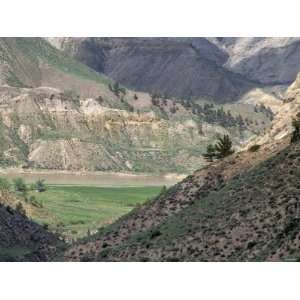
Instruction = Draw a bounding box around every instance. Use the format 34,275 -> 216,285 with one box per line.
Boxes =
0,84 -> 261,173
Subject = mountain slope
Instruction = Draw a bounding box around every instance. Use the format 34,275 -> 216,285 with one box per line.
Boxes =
0,82 -> 267,173
0,189 -> 60,261
66,74 -> 300,260
65,134 -> 293,261
249,72 -> 300,146
108,141 -> 300,262
212,37 -> 300,85
0,38 -> 273,173
46,37 -> 257,103
0,37 -> 110,97
47,37 -> 300,101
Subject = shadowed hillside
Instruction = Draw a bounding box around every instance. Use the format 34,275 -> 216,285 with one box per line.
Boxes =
46,37 -> 257,103
0,189 -> 61,261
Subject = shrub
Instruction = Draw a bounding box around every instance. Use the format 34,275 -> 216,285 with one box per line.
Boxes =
149,229 -> 161,239
13,177 -> 27,192
43,223 -> 49,230
160,185 -> 167,195
109,82 -> 126,97
34,179 -> 46,192
0,177 -> 11,191
248,144 -> 261,152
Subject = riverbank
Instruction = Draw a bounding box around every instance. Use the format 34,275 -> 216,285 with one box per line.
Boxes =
0,168 -> 187,187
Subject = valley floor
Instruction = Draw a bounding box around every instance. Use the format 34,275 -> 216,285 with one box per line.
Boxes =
29,185 -> 162,240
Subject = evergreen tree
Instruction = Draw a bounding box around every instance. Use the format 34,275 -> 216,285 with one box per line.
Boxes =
34,179 -> 46,192
214,135 -> 235,159
203,144 -> 216,162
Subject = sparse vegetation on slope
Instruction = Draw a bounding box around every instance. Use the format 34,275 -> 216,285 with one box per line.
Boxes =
64,136 -> 291,261
0,38 -> 109,89
0,188 -> 61,261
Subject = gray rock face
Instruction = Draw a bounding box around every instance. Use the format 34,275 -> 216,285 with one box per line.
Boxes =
214,37 -> 300,84
47,37 -> 255,103
46,37 -> 300,101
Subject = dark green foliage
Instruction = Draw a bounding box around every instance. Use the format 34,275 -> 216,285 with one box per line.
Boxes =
291,113 -> 300,143
214,135 -> 235,159
0,177 -> 11,191
181,101 -> 247,129
203,135 -> 234,161
248,144 -> 261,152
159,186 -> 168,197
13,177 -> 27,192
109,82 -> 126,97
149,229 -> 161,239
203,144 -> 216,162
34,179 -> 46,192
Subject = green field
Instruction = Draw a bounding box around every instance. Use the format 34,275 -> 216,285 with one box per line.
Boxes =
29,185 -> 161,240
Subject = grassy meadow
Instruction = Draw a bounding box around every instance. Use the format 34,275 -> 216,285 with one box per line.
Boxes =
29,185 -> 161,240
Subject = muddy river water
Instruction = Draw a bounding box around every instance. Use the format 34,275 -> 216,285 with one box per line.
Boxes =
0,169 -> 186,187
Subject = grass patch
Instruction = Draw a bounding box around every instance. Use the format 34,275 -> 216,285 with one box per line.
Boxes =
29,185 -> 161,240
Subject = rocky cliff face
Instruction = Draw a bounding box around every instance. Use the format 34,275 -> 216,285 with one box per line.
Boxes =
211,37 -> 300,85
0,38 -> 282,173
47,37 -> 300,101
46,37 -> 256,103
248,73 -> 300,146
1,85 -> 250,173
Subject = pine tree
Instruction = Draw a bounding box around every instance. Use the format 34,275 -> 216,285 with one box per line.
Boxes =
203,144 -> 216,162
214,135 -> 234,159
291,112 -> 300,143
35,179 -> 46,192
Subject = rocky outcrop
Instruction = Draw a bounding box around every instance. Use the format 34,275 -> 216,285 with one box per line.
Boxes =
213,37 -> 300,85
249,73 -> 300,146
46,37 -> 256,103
1,86 -> 246,173
47,37 -> 300,101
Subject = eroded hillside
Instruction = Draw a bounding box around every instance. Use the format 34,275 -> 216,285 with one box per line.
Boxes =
0,189 -> 60,261
0,37 -> 276,173
0,83 -> 266,173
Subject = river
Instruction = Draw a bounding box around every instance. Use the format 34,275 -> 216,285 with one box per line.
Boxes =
0,169 -> 186,187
